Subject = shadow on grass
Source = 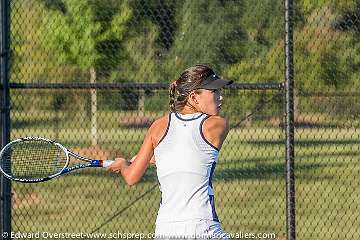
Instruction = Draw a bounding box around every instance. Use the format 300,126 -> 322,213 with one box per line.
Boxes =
73,160 -> 346,184
213,162 -> 345,181
294,122 -> 340,128
246,139 -> 360,146
13,119 -> 56,129
233,150 -> 359,164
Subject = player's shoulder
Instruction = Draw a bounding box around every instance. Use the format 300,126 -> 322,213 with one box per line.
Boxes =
152,114 -> 170,127
148,113 -> 171,147
149,113 -> 170,133
202,115 -> 230,137
204,115 -> 229,129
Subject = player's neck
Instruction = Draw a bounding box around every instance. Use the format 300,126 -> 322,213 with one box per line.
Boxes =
179,105 -> 200,115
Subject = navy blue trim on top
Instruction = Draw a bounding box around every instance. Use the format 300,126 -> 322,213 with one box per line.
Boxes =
199,115 -> 220,152
209,162 -> 216,188
157,113 -> 171,146
159,184 -> 162,205
174,112 -> 204,121
209,195 -> 219,222
209,162 -> 219,222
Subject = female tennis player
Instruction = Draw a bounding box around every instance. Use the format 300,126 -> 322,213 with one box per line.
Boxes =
109,64 -> 233,239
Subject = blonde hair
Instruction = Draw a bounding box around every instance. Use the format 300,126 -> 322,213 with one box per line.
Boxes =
169,64 -> 215,112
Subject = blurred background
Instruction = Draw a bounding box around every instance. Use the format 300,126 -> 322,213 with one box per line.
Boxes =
1,0 -> 360,239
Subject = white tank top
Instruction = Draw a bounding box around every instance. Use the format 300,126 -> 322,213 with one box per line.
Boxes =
154,112 -> 220,223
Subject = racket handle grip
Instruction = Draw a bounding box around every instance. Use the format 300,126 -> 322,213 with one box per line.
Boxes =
102,160 -> 114,168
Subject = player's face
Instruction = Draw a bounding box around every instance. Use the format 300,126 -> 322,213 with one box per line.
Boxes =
197,89 -> 223,116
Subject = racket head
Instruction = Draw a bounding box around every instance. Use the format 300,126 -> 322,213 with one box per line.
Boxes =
0,137 -> 69,182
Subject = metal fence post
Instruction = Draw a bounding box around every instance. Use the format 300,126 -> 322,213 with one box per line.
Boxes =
284,0 -> 296,239
0,0 -> 11,239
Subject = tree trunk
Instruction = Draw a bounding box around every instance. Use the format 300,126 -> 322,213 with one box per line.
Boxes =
138,90 -> 145,117
90,66 -> 97,146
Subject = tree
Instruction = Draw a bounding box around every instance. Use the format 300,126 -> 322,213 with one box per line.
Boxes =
160,0 -> 246,81
38,0 -> 132,145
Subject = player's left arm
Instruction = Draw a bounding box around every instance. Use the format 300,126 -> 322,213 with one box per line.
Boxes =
202,115 -> 230,150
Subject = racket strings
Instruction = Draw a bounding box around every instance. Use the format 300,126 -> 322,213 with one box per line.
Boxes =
0,140 -> 67,179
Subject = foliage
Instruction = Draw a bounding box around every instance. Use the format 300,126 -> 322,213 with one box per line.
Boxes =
160,0 -> 246,81
38,0 -> 132,74
10,0 -> 360,115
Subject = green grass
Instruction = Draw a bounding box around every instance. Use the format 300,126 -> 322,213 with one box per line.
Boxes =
8,111 -> 360,239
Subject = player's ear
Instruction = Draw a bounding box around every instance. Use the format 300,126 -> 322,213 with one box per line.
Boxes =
188,91 -> 199,104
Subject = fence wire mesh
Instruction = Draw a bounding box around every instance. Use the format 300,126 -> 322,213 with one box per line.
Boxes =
6,0 -> 286,238
1,0 -> 360,240
295,92 -> 360,239
10,88 -> 285,238
293,2 -> 360,239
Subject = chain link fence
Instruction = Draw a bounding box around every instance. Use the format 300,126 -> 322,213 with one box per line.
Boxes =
10,87 -> 285,238
293,2 -> 360,239
295,92 -> 360,239
1,0 -> 359,239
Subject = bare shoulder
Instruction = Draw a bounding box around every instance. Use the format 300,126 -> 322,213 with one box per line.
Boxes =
203,115 -> 229,134
149,114 -> 170,148
202,115 -> 230,150
150,114 -> 169,130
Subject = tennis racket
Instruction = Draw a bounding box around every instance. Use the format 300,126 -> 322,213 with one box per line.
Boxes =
0,137 -> 114,183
